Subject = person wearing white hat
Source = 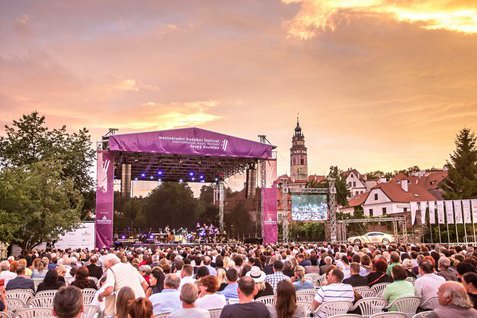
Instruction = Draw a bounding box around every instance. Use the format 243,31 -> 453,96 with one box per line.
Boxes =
246,266 -> 273,299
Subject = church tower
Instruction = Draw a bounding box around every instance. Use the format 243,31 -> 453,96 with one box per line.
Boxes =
290,117 -> 308,181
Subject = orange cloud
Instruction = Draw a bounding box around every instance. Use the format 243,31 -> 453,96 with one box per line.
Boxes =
283,0 -> 477,39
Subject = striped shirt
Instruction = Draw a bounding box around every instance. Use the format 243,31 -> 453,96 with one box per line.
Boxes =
314,283 -> 354,318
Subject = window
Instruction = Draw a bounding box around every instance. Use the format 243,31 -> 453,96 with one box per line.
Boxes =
300,158 -> 305,165
348,182 -> 352,187
374,193 -> 378,200
403,207 -> 408,212
382,207 -> 387,215
369,209 -> 373,216
353,182 -> 356,187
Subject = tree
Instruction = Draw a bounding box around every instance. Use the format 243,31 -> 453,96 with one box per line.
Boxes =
306,166 -> 349,206
0,161 -> 83,254
440,128 -> 477,199
0,112 -> 95,199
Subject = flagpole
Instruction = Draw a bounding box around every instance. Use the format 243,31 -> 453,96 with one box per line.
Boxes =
438,223 -> 442,244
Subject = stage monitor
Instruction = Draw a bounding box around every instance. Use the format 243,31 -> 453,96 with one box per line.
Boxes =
291,194 -> 328,221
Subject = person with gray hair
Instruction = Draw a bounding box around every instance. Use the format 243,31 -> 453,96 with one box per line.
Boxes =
427,281 -> 477,317
149,273 -> 181,315
98,253 -> 148,317
53,286 -> 83,318
437,257 -> 458,281
0,260 -> 16,287
86,254 -> 103,280
169,283 -> 211,318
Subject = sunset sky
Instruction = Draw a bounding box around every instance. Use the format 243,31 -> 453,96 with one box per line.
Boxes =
1,0 -> 477,178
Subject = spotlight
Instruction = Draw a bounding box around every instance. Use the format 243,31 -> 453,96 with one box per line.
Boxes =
141,173 -> 146,178
149,235 -> 154,239
157,171 -> 163,175
200,180 -> 205,183
189,172 -> 194,176
179,179 -> 183,183
158,178 -> 162,182
134,177 -> 138,181
150,176 -> 154,180
191,177 -> 195,181
199,175 -> 204,179
214,177 -> 218,182
121,235 -> 126,239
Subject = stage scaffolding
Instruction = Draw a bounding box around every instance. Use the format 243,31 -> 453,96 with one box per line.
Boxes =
337,216 -> 408,244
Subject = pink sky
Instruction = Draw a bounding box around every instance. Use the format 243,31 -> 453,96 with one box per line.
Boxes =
1,0 -> 477,177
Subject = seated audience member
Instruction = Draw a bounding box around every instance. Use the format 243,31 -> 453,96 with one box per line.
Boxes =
402,259 -> 417,279
179,264 -> 196,290
305,253 -> 320,274
169,283 -> 211,318
462,272 -> 477,309
116,286 -> 135,318
0,261 -> 16,287
18,259 -> 32,278
343,262 -> 368,287
149,273 -> 181,315
32,259 -> 48,279
265,261 -> 291,290
196,275 -> 227,310
86,255 -> 103,280
367,259 -> 393,287
216,268 -> 228,291
386,252 -> 401,276
437,257 -> 458,282
269,280 -> 306,318
128,297 -> 154,318
139,265 -> 152,284
319,256 -> 333,275
428,281 -> 477,317
0,280 -> 7,312
37,269 -> 65,292
456,261 -> 476,281
6,265 -> 34,292
53,286 -> 84,318
219,276 -> 271,318
146,267 -> 165,297
70,267 -> 98,290
312,268 -> 354,318
383,265 -> 415,310
415,259 -> 446,310
292,266 -> 314,290
220,268 -> 239,300
195,266 -> 210,280
246,266 -> 274,299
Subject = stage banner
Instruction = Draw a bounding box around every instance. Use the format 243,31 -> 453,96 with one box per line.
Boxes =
265,160 -> 277,188
472,199 -> 477,222
95,151 -> 115,248
445,200 -> 454,224
437,201 -> 445,224
453,200 -> 463,224
420,201 -> 427,224
410,202 -> 418,225
262,187 -> 278,244
428,201 -> 436,224
463,200 -> 472,224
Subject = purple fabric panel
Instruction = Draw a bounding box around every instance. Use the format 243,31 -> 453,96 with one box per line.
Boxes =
262,187 -> 278,244
95,151 -> 114,248
108,127 -> 272,159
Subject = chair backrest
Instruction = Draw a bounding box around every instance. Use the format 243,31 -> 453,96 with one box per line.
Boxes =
87,276 -> 99,287
0,312 -> 11,318
154,313 -> 171,318
82,288 -> 97,304
316,301 -> 353,317
82,304 -> 101,318
35,290 -> 58,298
296,301 -> 313,317
208,308 -> 223,318
316,274 -> 327,286
354,286 -> 372,293
304,273 -> 319,284
355,297 -> 388,318
296,293 -> 314,303
411,313 -> 433,318
228,298 -> 239,304
296,288 -> 316,296
328,315 -> 363,318
370,312 -> 408,318
5,297 -> 26,315
27,296 -> 54,308
32,279 -> 43,292
15,307 -> 55,318
405,277 -> 415,284
360,290 -> 378,298
371,283 -> 390,295
5,289 -> 34,303
255,295 -> 275,305
420,297 -> 438,309
388,297 -> 421,318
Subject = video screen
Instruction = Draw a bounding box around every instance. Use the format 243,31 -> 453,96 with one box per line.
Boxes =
291,194 -> 328,221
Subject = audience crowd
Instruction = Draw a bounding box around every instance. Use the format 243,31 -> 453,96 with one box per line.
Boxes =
1,241 -> 477,317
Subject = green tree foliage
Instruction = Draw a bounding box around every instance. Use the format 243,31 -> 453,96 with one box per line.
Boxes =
0,112 -> 95,200
0,161 -> 82,254
197,185 -> 219,224
440,128 -> 477,199
306,166 -> 350,206
289,222 -> 325,241
224,201 -> 255,235
143,182 -> 198,229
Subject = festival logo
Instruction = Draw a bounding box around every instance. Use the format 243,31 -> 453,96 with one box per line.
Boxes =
99,159 -> 110,190
221,139 -> 228,151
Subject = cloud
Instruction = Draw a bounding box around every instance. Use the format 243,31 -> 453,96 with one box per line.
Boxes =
114,79 -> 138,91
283,0 -> 477,39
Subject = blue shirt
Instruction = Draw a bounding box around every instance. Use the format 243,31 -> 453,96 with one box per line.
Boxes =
220,283 -> 239,300
149,289 -> 181,315
293,280 -> 314,291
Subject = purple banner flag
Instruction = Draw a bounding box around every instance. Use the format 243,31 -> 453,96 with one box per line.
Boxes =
95,151 -> 115,248
108,127 -> 273,159
262,187 -> 278,244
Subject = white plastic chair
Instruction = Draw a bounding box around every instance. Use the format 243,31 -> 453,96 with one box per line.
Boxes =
154,313 -> 171,318
32,279 -> 43,292
316,274 -> 327,286
255,295 -> 275,305
315,300 -> 353,317
350,297 -> 387,318
0,312 -> 11,318
419,297 -> 438,310
405,277 -> 415,284
87,276 -> 99,287
304,273 -> 319,284
82,288 -> 97,305
361,290 -> 378,298
296,301 -> 313,317
296,290 -> 315,303
208,308 -> 222,318
34,290 -> 58,298
5,297 -> 26,315
386,297 -> 421,318
5,289 -> 34,304
370,312 -> 408,318
82,304 -> 101,318
371,283 -> 390,295
411,313 -> 433,318
26,296 -> 54,308
328,315 -> 363,318
14,307 -> 55,318
228,298 -> 239,304
354,286 -> 372,294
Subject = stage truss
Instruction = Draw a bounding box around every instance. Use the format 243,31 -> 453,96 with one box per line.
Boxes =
336,216 -> 408,244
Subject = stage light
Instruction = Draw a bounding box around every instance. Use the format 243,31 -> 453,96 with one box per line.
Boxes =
141,173 -> 146,178
189,172 -> 194,176
158,178 -> 162,182
200,180 -> 205,183
134,177 -> 138,181
179,179 -> 183,183
121,235 -> 126,239
199,175 -> 204,179
157,171 -> 163,175
149,235 -> 154,239
150,176 -> 154,180
215,177 -> 218,182
191,177 -> 195,181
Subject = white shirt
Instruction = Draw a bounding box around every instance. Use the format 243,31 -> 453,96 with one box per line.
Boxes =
169,307 -> 211,318
0,270 -> 17,287
195,293 -> 227,310
414,273 -> 445,308
149,289 -> 181,315
314,283 -> 354,318
179,275 -> 196,290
